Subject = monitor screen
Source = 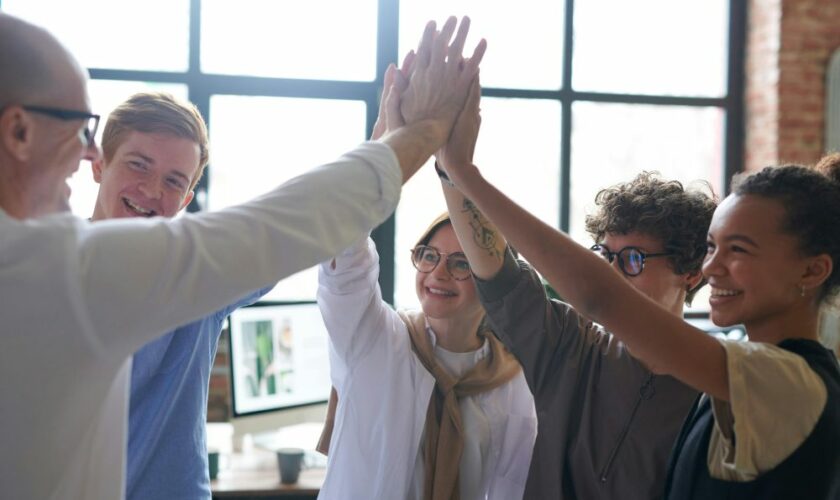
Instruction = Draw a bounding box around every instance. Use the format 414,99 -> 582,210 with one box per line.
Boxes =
228,301 -> 332,416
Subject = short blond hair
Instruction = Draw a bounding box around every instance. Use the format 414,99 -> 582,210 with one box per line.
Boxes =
101,92 -> 209,191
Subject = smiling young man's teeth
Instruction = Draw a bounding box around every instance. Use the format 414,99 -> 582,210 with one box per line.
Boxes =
711,287 -> 741,297
428,287 -> 455,297
123,198 -> 154,216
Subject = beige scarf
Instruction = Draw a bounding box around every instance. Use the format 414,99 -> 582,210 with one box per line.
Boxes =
317,310 -> 522,500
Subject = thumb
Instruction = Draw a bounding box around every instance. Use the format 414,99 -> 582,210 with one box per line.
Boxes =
385,84 -> 405,130
465,74 -> 481,113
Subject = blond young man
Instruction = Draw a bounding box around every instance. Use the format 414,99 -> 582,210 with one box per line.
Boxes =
89,92 -> 271,500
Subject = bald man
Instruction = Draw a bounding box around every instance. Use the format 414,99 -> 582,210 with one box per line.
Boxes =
0,13 -> 486,500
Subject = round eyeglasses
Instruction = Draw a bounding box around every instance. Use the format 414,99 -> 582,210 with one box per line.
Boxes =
410,245 -> 472,281
590,244 -> 673,277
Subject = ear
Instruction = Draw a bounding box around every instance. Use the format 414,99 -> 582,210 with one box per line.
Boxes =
91,158 -> 105,183
179,190 -> 195,212
800,253 -> 833,291
0,106 -> 35,162
684,269 -> 704,293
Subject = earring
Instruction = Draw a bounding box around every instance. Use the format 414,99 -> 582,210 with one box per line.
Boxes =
800,285 -> 806,298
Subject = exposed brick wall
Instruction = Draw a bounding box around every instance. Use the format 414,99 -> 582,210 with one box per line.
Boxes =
745,0 -> 782,172
746,0 -> 840,172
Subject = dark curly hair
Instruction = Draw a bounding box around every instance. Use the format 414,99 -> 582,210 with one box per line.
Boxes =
731,155 -> 840,303
584,172 -> 718,305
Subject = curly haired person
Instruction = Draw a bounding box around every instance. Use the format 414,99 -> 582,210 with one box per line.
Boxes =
434,77 -> 720,500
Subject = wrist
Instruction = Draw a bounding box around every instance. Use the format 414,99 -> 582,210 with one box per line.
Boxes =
446,162 -> 481,191
381,121 -> 451,183
403,119 -> 450,151
434,161 -> 457,188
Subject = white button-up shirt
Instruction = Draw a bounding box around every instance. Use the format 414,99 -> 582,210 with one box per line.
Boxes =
317,238 -> 537,500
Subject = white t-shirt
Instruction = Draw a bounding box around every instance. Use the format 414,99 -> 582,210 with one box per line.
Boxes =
0,142 -> 401,500
409,341 -> 493,500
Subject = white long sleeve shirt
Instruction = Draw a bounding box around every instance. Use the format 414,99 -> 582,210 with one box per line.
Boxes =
0,142 -> 401,500
316,238 -> 537,500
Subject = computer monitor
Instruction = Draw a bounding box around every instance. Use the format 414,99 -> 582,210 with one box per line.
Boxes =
228,301 -> 332,417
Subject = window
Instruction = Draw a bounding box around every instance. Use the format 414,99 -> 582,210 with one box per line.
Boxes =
208,95 -> 366,300
395,97 -> 561,307
572,0 -> 729,97
201,0 -> 378,81
3,0 -> 190,71
2,0 -> 745,314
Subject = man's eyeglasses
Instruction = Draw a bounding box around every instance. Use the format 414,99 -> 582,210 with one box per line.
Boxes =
590,244 -> 673,277
23,105 -> 100,146
410,245 -> 472,281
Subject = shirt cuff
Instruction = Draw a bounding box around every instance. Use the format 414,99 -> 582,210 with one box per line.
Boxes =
360,140 -> 402,205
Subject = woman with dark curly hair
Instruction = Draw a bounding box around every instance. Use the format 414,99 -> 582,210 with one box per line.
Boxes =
439,80 -> 840,499
436,80 -> 718,500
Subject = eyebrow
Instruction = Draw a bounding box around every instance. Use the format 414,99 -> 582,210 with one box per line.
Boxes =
711,234 -> 760,248
126,151 -> 154,164
126,151 -> 191,183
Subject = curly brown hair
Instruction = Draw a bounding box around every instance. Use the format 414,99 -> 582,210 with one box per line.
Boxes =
732,155 -> 840,303
584,172 -> 718,305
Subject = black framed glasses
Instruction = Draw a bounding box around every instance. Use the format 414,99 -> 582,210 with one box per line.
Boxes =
23,105 -> 100,146
590,244 -> 673,277
410,245 -> 472,281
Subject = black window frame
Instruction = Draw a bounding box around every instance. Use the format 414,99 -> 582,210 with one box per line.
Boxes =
0,0 -> 745,308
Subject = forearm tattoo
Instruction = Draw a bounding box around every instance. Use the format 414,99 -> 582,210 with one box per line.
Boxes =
462,199 -> 503,260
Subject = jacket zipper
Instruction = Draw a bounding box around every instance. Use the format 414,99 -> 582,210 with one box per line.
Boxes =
599,374 -> 656,482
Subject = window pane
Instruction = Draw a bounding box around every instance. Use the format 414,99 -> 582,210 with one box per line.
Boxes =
3,0 -> 189,71
573,0 -> 728,97
395,97 -> 561,308
570,102 -> 724,312
208,95 -> 366,301
202,0 -> 377,81
69,81 -> 188,218
399,1 -> 564,90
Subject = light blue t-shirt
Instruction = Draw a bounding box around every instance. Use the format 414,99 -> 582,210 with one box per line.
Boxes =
126,288 -> 269,500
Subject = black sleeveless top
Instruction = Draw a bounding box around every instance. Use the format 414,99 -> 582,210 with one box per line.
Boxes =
664,339 -> 840,499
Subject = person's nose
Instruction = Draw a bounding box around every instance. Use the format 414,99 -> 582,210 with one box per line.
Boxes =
701,247 -> 721,278
138,178 -> 162,200
430,258 -> 451,280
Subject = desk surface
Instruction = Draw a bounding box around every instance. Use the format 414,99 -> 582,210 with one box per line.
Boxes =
211,451 -> 325,499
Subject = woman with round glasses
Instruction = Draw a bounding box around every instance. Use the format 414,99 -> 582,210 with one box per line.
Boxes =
439,83 -> 840,498
315,212 -> 537,500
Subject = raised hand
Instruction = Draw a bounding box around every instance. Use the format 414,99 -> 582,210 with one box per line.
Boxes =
400,16 -> 487,150
371,51 -> 415,141
436,75 -> 481,179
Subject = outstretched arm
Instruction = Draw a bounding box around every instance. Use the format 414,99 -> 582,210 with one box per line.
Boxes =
436,78 -> 508,280
440,147 -> 730,401
437,79 -> 608,393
